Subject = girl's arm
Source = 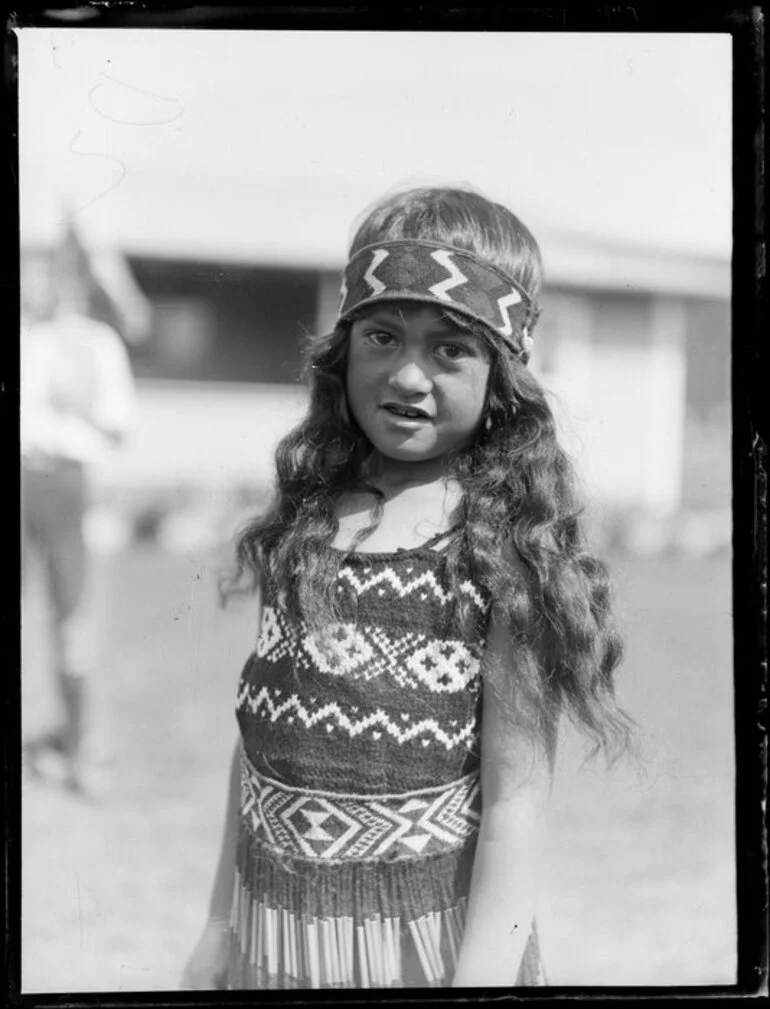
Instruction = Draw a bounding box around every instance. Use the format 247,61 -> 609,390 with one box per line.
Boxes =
205,736 -> 243,924
451,610 -> 556,988
182,579 -> 263,989
181,738 -> 242,989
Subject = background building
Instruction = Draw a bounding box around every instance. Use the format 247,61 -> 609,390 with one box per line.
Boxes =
19,30 -> 731,552
21,214 -> 731,555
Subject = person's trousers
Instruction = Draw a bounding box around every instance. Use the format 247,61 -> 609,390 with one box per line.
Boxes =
22,458 -> 90,756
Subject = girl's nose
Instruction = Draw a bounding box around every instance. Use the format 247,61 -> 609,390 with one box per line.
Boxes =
389,360 -> 432,396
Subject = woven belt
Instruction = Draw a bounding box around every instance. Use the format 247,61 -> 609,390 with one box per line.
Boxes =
240,753 -> 481,862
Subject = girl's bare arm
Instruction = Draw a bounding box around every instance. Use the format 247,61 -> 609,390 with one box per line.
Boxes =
181,580 -> 263,988
452,610 -> 556,987
181,722 -> 243,987
206,576 -> 263,923
205,736 -> 243,924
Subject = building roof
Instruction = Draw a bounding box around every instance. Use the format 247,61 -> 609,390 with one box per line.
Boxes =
19,30 -> 731,300
22,168 -> 730,300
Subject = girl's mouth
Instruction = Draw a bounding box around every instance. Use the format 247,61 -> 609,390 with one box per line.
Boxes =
381,403 -> 432,421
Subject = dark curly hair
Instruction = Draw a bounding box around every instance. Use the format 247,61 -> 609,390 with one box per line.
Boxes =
223,187 -> 631,763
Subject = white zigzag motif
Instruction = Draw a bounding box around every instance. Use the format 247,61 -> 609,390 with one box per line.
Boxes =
338,567 -> 454,604
338,566 -> 487,611
238,684 -> 477,750
459,579 -> 486,609
428,250 -> 469,300
337,276 -> 348,311
496,289 -> 523,336
364,249 -> 389,296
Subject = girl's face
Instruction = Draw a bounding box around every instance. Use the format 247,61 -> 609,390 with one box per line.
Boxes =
346,303 -> 492,469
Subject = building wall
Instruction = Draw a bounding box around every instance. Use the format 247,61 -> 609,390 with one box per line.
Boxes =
97,379 -> 308,492
681,297 -> 731,511
126,257 -> 315,383
683,298 -> 730,417
531,288 -> 688,516
80,259 -> 727,519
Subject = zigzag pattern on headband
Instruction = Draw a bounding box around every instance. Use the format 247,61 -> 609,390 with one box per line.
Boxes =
338,240 -> 535,355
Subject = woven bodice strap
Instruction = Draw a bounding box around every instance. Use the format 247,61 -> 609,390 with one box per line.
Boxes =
403,524 -> 462,553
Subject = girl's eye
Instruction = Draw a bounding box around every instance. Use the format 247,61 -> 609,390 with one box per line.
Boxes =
436,342 -> 470,361
365,330 -> 397,348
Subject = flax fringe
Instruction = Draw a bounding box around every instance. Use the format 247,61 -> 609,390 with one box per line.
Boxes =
228,866 -> 467,988
227,820 -> 546,989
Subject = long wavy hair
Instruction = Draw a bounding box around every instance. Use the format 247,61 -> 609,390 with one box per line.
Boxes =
224,187 -> 631,762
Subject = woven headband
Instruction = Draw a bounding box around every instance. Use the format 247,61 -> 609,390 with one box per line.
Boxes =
337,239 -> 536,356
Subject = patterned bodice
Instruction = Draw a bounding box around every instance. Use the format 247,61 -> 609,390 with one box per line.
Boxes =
236,544 -> 491,796
228,543 -> 548,990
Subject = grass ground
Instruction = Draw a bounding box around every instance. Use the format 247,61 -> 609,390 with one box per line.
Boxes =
20,546 -> 735,991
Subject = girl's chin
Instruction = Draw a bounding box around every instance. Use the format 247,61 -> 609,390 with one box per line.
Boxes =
369,442 -> 448,468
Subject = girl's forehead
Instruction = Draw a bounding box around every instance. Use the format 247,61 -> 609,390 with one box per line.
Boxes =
355,302 -> 467,332
351,303 -> 495,358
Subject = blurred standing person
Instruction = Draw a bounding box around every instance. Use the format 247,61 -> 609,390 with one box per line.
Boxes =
21,249 -> 138,794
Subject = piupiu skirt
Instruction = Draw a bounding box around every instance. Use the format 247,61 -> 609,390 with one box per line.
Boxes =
226,753 -> 546,989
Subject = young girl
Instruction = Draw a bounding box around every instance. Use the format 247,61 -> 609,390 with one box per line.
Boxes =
182,186 -> 629,989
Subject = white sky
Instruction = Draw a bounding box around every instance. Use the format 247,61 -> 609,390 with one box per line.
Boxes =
18,29 -> 732,262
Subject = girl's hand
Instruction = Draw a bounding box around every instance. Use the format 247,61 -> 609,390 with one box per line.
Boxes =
181,918 -> 231,990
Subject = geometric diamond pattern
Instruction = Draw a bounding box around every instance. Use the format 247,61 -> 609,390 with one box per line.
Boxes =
256,605 -> 291,660
404,640 -> 478,692
238,550 -> 487,808
252,560 -> 489,704
304,622 -> 376,677
254,606 -> 481,694
241,753 -> 481,862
